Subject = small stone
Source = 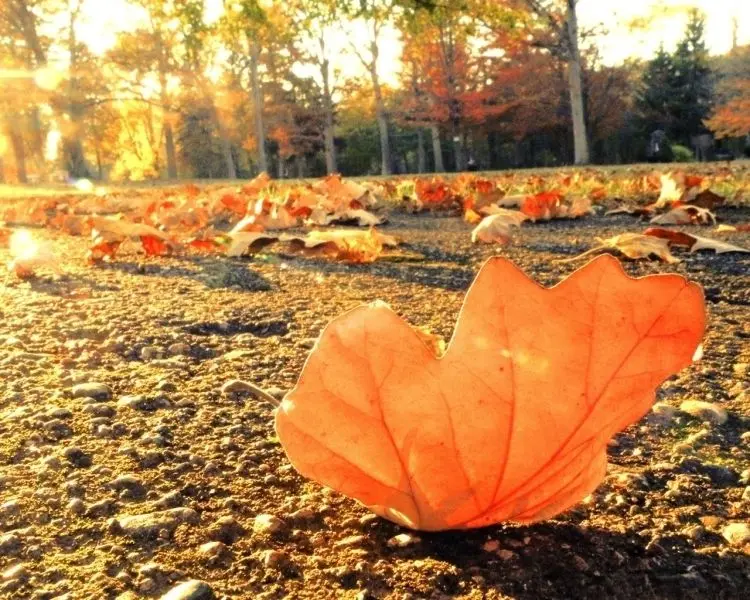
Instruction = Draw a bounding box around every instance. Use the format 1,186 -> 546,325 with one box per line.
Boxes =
72,382 -> 112,401
334,535 -> 366,548
168,343 -> 191,356
67,498 -> 85,515
159,580 -> 215,600
2,563 -> 28,581
198,541 -> 228,565
482,540 -> 500,552
156,380 -> 177,393
0,533 -> 21,556
108,474 -> 146,496
261,549 -> 287,568
116,508 -> 199,539
209,516 -> 245,544
63,447 -> 92,468
650,403 -> 677,425
682,525 -> 705,541
387,533 -> 420,548
253,513 -> 285,535
679,400 -> 728,425
496,549 -> 515,560
722,523 -> 750,547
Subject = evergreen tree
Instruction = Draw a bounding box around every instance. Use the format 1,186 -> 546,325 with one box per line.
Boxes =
671,10 -> 713,144
635,10 -> 713,149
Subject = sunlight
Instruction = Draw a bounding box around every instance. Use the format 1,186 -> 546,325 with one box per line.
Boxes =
9,230 -> 40,263
45,129 -> 61,162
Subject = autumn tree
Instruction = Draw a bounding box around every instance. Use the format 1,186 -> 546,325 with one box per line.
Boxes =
292,0 -> 341,174
706,45 -> 750,138
344,0 -> 397,175
108,0 -> 184,178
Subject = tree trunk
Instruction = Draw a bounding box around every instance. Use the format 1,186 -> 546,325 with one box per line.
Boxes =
369,53 -> 391,175
249,39 -> 268,174
431,125 -> 444,172
8,121 -> 28,183
164,122 -> 178,179
156,31 -> 178,179
565,1 -> 590,165
321,57 -> 337,174
453,128 -> 466,171
417,129 -> 427,174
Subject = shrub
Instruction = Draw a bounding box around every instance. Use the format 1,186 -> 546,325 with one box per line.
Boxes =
672,144 -> 694,162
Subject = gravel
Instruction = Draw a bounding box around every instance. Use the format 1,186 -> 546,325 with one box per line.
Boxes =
0,210 -> 748,599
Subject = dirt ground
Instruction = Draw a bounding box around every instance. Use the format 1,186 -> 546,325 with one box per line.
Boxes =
1,209 -> 749,599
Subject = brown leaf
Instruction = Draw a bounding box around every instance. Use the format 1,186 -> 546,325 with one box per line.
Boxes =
649,205 -> 716,226
690,189 -> 725,210
276,255 -> 705,530
644,227 -> 750,255
471,211 -> 527,245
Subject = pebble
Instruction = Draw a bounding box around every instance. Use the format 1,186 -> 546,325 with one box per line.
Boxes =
387,533 -> 420,548
198,541 -> 228,565
0,533 -> 21,556
71,382 -> 112,401
679,400 -> 728,425
63,447 -> 92,468
115,508 -> 199,538
649,403 -> 677,425
721,523 -> 750,547
159,580 -> 215,600
253,513 -> 285,535
208,516 -> 245,544
261,549 -> 287,568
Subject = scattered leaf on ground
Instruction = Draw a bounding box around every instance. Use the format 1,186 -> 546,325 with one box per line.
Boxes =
276,255 -> 705,530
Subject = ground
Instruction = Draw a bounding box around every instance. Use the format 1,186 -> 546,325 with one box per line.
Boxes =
0,190 -> 749,599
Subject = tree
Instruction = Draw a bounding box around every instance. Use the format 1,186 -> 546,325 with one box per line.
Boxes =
635,10 -> 713,148
346,0 -> 397,175
671,10 -> 712,145
292,0 -> 341,174
706,45 -> 750,138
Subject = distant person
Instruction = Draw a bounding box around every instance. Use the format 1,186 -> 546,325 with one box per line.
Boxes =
466,157 -> 479,172
646,130 -> 673,163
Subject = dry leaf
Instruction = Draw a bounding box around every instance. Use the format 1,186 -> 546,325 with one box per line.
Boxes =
282,229 -> 398,263
650,206 -> 716,226
471,211 -> 527,245
226,232 -> 279,257
276,255 -> 705,530
644,227 -> 750,255
654,173 -> 683,207
690,189 -> 725,210
565,234 -> 679,264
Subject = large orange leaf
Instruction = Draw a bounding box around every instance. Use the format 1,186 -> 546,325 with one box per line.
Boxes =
276,255 -> 705,531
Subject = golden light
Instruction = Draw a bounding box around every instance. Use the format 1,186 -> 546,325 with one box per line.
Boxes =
45,129 -> 61,162
33,66 -> 65,91
73,179 -> 95,193
10,229 -> 40,262
0,135 -> 8,157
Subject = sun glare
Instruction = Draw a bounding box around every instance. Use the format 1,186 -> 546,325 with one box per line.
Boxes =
10,230 -> 40,262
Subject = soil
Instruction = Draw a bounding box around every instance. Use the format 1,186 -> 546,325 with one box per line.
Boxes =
1,209 -> 749,600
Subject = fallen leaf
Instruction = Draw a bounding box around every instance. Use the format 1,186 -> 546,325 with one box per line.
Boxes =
471,211 -> 528,245
654,173 -> 683,207
275,255 -> 705,530
464,209 -> 483,225
322,209 -> 383,227
226,232 -> 279,257
282,229 -> 398,263
650,205 -> 716,226
690,189 -> 725,210
564,233 -> 680,264
644,227 -> 750,254
521,191 -> 564,221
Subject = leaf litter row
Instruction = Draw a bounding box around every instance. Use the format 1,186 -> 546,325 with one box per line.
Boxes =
2,168 -> 750,278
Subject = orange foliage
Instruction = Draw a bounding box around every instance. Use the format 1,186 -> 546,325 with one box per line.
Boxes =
275,255 -> 705,530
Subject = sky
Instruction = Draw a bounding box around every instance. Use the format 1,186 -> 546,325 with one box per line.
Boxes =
73,0 -> 750,84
